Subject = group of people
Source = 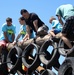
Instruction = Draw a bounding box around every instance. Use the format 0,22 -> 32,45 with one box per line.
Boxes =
0,4 -> 74,57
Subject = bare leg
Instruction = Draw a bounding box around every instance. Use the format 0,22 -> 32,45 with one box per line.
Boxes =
49,31 -> 56,37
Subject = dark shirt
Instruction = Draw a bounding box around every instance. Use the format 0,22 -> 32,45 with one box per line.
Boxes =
25,13 -> 44,32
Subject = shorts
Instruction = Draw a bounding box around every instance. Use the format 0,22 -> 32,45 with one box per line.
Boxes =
0,40 -> 7,47
62,16 -> 74,34
54,29 -> 61,34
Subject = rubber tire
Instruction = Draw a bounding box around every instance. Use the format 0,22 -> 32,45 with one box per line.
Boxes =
0,47 -> 9,75
41,69 -> 56,75
7,46 -> 22,74
58,57 -> 74,75
58,39 -> 74,57
31,70 -> 40,75
39,39 -> 60,68
1,47 -> 8,63
0,64 -> 9,75
22,43 -> 41,74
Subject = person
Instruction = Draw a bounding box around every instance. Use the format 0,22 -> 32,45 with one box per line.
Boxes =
56,4 -> 74,49
20,9 -> 49,39
0,17 -> 16,55
16,16 -> 34,43
49,16 -> 62,37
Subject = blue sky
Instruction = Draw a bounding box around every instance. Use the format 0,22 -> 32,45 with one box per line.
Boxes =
0,0 -> 74,74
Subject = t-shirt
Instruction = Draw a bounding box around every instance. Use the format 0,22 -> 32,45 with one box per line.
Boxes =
56,4 -> 74,20
20,25 -> 34,38
52,20 -> 62,31
25,13 -> 44,32
0,23 -> 16,42
20,25 -> 26,38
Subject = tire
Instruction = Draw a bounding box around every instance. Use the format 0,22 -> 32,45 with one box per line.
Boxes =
7,46 -> 22,74
41,69 -> 56,75
39,39 -> 60,68
31,70 -> 40,75
1,47 -> 8,63
0,47 -> 9,75
0,64 -> 9,75
58,57 -> 74,75
22,43 -> 41,74
58,39 -> 74,57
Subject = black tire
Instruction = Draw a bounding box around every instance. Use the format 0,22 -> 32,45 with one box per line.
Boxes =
22,43 -> 41,74
0,47 -> 9,75
31,70 -> 40,75
1,47 -> 8,63
7,46 -> 22,74
58,39 -> 74,57
39,39 -> 60,68
58,57 -> 74,75
0,64 -> 9,75
41,69 -> 56,75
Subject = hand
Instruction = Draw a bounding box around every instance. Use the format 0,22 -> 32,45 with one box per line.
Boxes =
23,34 -> 29,41
12,41 -> 16,45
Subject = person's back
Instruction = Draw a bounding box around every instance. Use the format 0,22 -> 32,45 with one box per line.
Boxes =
56,4 -> 74,20
20,9 -> 49,36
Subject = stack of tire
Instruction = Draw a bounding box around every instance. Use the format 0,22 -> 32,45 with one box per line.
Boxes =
0,38 -> 74,75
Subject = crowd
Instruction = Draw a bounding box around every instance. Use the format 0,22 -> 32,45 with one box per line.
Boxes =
0,4 -> 74,59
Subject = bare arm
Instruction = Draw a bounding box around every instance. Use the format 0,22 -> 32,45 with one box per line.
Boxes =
3,32 -> 9,42
33,20 -> 38,32
57,15 -> 64,26
12,34 -> 15,42
16,33 -> 22,42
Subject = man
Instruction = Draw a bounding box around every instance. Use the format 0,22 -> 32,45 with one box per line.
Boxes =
0,17 -> 16,55
20,9 -> 49,39
56,4 -> 74,49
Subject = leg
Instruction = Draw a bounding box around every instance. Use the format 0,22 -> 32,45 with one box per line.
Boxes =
49,30 -> 56,37
0,40 -> 7,55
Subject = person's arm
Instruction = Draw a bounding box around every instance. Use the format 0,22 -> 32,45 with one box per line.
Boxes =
12,34 -> 15,42
3,32 -> 9,42
16,31 -> 22,42
33,20 -> 38,32
22,33 -> 29,41
57,15 -> 64,26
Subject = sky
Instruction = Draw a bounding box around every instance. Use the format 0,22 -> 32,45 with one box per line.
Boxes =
0,0 -> 74,74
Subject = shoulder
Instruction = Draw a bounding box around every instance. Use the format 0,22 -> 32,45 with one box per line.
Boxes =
12,24 -> 16,27
11,24 -> 16,29
20,25 -> 26,29
30,13 -> 37,15
30,13 -> 38,17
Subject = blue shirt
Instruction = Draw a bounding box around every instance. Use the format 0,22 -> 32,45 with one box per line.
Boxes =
56,4 -> 74,20
52,20 -> 62,31
20,25 -> 26,38
0,23 -> 16,42
20,25 -> 34,39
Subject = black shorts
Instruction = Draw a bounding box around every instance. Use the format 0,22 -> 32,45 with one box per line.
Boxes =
62,16 -> 74,34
